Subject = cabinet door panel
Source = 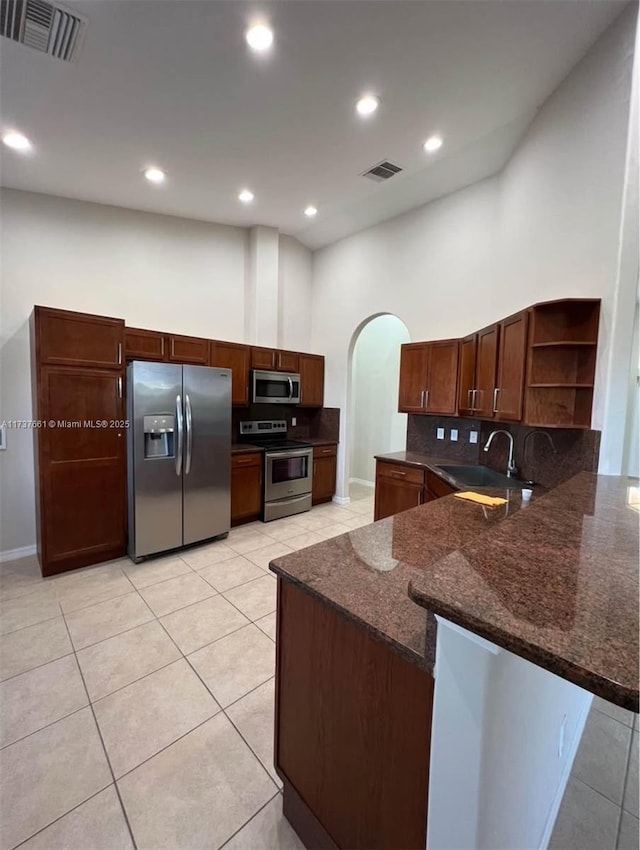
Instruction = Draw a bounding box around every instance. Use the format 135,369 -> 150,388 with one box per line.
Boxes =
299,354 -> 325,407
312,455 -> 337,504
474,325 -> 499,418
458,334 -> 477,416
398,344 -> 429,413
374,477 -> 423,521
36,307 -> 124,369
496,312 -> 528,421
276,350 -> 300,372
231,457 -> 263,523
251,347 -> 277,370
426,340 -> 459,415
125,328 -> 167,362
211,341 -> 250,406
167,335 -> 209,365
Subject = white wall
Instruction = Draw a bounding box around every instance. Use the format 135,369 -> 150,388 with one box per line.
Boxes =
278,234 -> 313,353
312,6 -> 637,497
0,189 -> 312,554
350,315 -> 410,484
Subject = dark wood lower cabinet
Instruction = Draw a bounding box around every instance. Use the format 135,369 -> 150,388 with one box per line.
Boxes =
275,579 -> 434,850
231,452 -> 263,525
375,462 -> 456,520
312,445 -> 337,505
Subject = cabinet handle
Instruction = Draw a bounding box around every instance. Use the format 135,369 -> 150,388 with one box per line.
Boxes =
467,389 -> 472,408
471,389 -> 478,410
420,390 -> 425,408
424,390 -> 429,410
417,491 -> 422,506
118,377 -> 122,399
160,337 -> 165,357
117,342 -> 122,365
277,352 -> 282,369
493,388 -> 501,413
390,470 -> 407,478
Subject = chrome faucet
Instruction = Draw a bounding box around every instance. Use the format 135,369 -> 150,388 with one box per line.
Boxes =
483,430 -> 518,478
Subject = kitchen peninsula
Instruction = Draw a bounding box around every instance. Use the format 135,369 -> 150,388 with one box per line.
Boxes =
269,471 -> 639,850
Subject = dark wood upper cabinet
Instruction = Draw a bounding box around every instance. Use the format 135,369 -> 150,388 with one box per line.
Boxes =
167,334 -> 209,365
457,334 -> 477,415
276,350 -> 300,372
250,347 -> 300,373
34,306 -> 124,369
398,340 -> 458,415
250,346 -> 277,370
299,353 -> 325,407
474,324 -> 500,418
494,312 -> 528,421
398,344 -> 430,413
125,327 -> 167,362
210,341 -> 250,406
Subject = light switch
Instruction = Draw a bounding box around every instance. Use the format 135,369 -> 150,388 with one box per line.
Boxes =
469,430 -> 478,444
436,427 -> 445,440
291,417 -> 297,426
0,424 -> 6,451
450,429 -> 459,442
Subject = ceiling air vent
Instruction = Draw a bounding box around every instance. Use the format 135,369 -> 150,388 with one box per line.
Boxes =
362,160 -> 403,182
1,0 -> 86,62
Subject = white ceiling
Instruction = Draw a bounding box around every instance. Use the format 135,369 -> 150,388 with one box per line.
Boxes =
0,1 -> 625,249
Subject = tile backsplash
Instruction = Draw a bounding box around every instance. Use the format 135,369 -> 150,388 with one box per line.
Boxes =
407,415 -> 600,489
232,405 -> 340,443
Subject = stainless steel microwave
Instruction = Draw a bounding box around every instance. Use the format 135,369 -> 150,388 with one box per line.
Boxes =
252,370 -> 301,404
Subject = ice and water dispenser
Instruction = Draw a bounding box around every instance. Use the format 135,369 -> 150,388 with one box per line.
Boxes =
143,415 -> 175,459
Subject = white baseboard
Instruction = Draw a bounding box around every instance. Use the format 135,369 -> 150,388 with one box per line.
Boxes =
538,693 -> 593,850
332,495 -> 351,506
349,478 -> 375,489
0,544 -> 37,563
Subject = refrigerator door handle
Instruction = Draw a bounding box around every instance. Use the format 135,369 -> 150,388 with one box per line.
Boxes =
176,394 -> 184,476
185,393 -> 193,475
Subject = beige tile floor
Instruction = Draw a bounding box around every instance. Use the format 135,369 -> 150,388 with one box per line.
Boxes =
0,488 -> 374,850
550,697 -> 639,850
1,482 -> 637,850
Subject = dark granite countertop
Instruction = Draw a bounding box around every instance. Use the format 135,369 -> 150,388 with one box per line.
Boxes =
299,438 -> 338,447
270,484 -> 531,674
409,472 -> 639,710
271,472 -> 639,711
231,443 -> 264,455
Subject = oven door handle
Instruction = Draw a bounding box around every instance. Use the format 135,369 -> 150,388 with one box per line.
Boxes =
265,449 -> 311,460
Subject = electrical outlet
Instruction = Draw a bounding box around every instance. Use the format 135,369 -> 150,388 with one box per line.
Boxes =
436,428 -> 445,440
558,714 -> 567,758
469,430 -> 478,444
291,417 -> 297,426
450,429 -> 458,442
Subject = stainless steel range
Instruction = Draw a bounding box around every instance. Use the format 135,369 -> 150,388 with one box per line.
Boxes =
239,420 -> 313,521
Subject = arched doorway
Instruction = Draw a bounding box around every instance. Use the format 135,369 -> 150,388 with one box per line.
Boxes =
346,314 -> 411,501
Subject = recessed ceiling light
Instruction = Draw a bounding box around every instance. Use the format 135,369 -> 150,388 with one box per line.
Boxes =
304,206 -> 318,218
144,166 -> 166,184
238,189 -> 255,204
423,135 -> 443,153
246,23 -> 273,52
2,131 -> 32,152
356,95 -> 379,117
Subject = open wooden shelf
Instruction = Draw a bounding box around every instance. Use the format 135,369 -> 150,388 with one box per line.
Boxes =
531,341 -> 597,348
524,299 -> 600,428
528,383 -> 594,389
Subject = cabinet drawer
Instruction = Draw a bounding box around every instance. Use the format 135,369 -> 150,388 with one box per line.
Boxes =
377,462 -> 425,486
232,452 -> 263,469
426,472 -> 457,498
313,444 -> 337,458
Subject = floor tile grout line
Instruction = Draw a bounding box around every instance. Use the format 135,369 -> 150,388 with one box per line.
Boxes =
59,610 -> 139,850
0,703 -> 88,752
222,692 -> 281,787
0,649 -> 76,685
615,723 -> 636,846
68,613 -> 157,653
216,789 -> 282,850
59,586 -> 138,617
10,784 -> 115,850
0,611 -> 63,639
592,704 -> 636,730
571,773 -> 627,809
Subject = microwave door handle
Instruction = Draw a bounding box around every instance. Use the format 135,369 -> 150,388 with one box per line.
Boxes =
175,395 -> 183,476
185,394 -> 193,475
288,377 -> 293,399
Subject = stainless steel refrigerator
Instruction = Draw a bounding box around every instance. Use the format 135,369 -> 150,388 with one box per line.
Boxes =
127,361 -> 231,561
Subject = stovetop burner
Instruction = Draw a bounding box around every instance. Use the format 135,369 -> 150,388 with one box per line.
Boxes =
238,419 -> 311,452
256,439 -> 312,452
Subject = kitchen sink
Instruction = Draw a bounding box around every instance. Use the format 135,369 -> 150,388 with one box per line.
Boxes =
436,465 -> 528,490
